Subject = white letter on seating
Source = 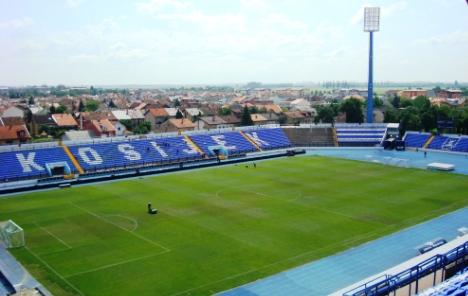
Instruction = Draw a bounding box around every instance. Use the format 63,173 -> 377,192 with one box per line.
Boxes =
245,132 -> 269,147
183,138 -> 199,154
211,135 -> 235,150
118,144 -> 141,161
78,147 -> 103,165
16,152 -> 44,173
150,142 -> 168,158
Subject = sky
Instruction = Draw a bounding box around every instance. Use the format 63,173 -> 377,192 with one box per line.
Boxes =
0,0 -> 467,86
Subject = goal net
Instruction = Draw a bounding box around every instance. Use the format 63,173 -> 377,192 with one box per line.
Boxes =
0,220 -> 25,248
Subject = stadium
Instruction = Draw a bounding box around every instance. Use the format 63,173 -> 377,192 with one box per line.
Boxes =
0,124 -> 467,296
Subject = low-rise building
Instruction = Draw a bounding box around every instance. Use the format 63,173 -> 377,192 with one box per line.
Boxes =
0,124 -> 31,144
84,119 -> 116,137
198,115 -> 228,130
158,118 -> 196,133
52,113 -> 78,129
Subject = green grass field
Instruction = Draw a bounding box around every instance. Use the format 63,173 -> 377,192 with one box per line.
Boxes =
1,156 -> 467,296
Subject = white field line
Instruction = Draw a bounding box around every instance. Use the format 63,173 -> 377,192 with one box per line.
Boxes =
169,229 -> 387,296
103,214 -> 139,232
69,202 -> 170,252
64,251 -> 168,278
35,222 -> 72,249
24,246 -> 85,296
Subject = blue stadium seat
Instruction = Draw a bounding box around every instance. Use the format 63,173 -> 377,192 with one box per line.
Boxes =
0,147 -> 76,182
452,137 -> 468,153
68,136 -> 202,172
244,128 -> 291,150
190,131 -> 257,156
404,132 -> 431,148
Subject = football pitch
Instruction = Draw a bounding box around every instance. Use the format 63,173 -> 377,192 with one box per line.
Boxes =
1,156 -> 467,296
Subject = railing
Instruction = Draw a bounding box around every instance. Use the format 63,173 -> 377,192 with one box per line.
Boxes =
343,241 -> 468,296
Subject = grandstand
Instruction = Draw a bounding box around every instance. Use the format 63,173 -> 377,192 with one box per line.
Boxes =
3,123 -> 468,193
404,132 -> 468,153
0,122 -> 467,296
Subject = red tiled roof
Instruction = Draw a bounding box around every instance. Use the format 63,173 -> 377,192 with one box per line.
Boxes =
0,124 -> 31,141
52,114 -> 78,127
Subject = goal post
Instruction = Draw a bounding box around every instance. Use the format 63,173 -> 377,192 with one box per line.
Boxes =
0,220 -> 25,248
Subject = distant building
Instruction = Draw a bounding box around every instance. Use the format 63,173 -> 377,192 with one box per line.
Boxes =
84,119 -> 116,137
0,124 -> 31,144
398,90 -> 428,99
198,115 -> 228,130
436,89 -> 462,99
145,108 -> 169,131
52,114 -> 78,129
219,115 -> 241,127
2,106 -> 26,119
158,118 -> 196,133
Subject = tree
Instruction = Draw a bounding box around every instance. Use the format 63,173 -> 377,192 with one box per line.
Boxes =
78,100 -> 85,112
28,96 -> 35,105
133,121 -> 151,134
56,105 -> 67,114
383,108 -> 399,123
372,95 -> 384,108
241,105 -> 253,126
421,111 -> 436,131
413,96 -> 431,111
108,100 -> 117,108
49,105 -> 56,114
175,109 -> 184,119
85,99 -> 99,112
400,99 -> 413,108
219,107 -> 232,116
119,119 -> 133,131
391,95 -> 401,108
340,98 -> 364,123
174,98 -> 181,107
315,105 -> 336,124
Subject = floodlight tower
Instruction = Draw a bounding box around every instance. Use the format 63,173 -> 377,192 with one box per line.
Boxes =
364,7 -> 380,123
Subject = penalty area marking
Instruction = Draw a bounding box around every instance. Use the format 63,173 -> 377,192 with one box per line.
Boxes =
69,202 -> 170,252
63,251 -> 168,278
35,222 -> 72,249
168,228 -> 390,296
24,246 -> 85,296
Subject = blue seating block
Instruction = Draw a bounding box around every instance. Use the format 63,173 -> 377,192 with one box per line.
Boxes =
68,136 -> 202,172
0,147 -> 76,182
405,133 -> 430,148
190,132 -> 257,156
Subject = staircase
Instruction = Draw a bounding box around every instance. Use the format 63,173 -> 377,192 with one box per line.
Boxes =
61,144 -> 84,174
423,135 -> 435,149
239,131 -> 262,151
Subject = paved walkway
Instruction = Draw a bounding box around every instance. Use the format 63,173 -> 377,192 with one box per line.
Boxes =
219,208 -> 468,296
0,243 -> 52,296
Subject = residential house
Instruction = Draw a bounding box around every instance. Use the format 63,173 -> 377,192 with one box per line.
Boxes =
184,108 -> 204,121
198,116 -> 228,130
52,113 -> 78,129
145,108 -> 169,131
2,106 -> 26,118
219,115 -> 241,128
0,124 -> 31,144
250,114 -> 271,126
284,111 -> 307,124
158,118 -> 196,133
84,119 -> 116,137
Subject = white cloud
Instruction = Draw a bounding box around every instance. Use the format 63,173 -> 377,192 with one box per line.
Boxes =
414,30 -> 468,45
0,17 -> 33,30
